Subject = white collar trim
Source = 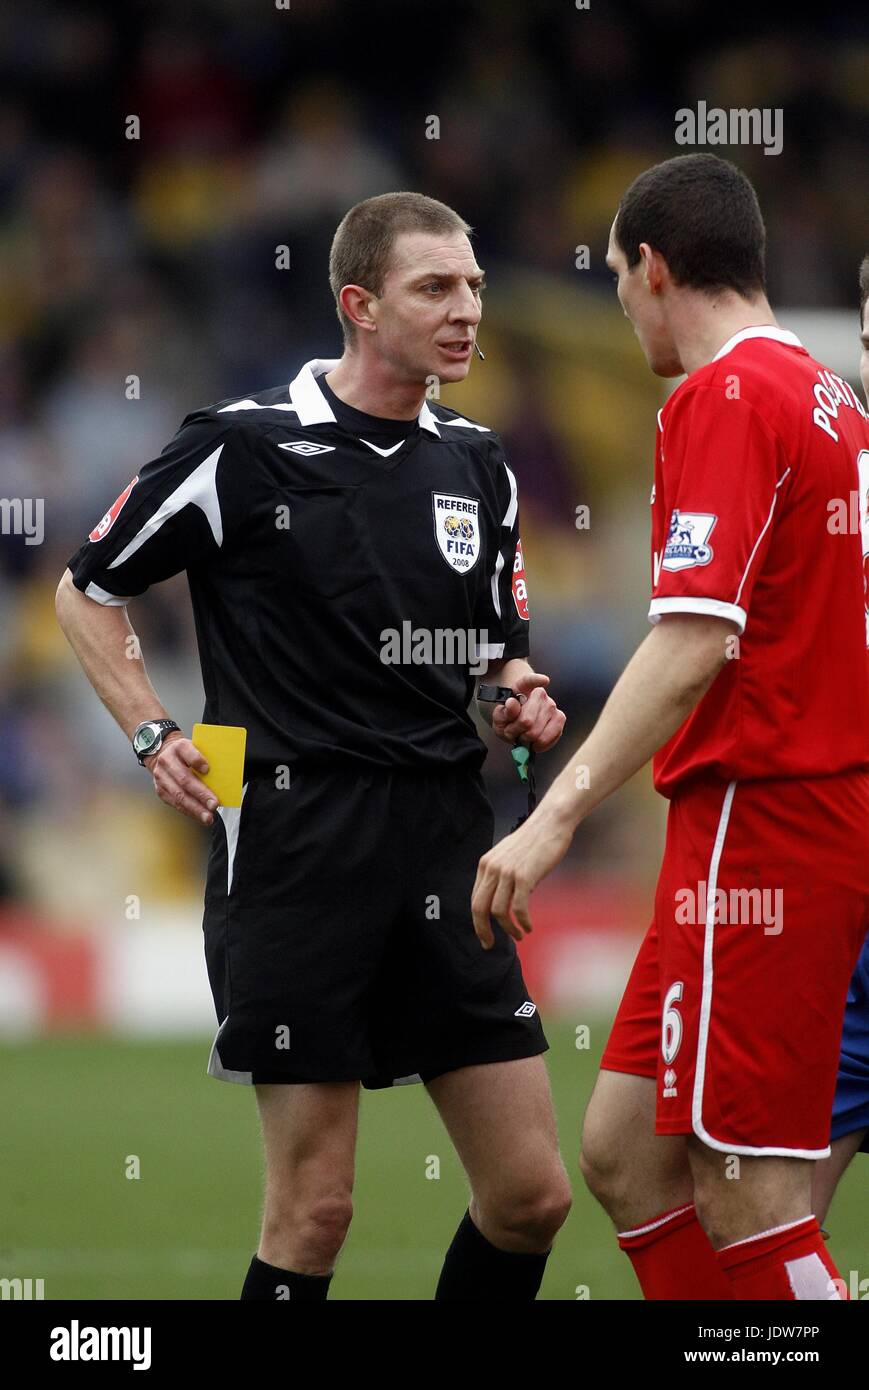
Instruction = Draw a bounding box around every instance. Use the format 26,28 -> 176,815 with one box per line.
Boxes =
712,325 -> 803,363
288,358 -> 442,436
288,358 -> 339,424
417,401 -> 442,436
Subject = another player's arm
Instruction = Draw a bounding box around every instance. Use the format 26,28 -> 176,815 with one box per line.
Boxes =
476,658 -> 565,752
54,568 -> 216,825
472,612 -> 735,944
542,612 -> 733,826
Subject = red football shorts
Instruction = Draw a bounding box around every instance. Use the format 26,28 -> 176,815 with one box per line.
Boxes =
601,771 -> 869,1156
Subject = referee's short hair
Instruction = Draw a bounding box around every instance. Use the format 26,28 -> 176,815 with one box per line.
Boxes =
330,192 -> 472,345
614,154 -> 766,300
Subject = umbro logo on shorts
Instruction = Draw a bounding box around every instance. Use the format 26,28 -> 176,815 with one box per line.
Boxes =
279,441 -> 337,455
514,1001 -> 537,1017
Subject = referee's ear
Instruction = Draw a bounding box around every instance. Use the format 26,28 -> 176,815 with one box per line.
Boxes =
338,284 -> 378,337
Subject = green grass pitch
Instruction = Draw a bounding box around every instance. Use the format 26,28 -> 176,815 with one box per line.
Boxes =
1,1021 -> 864,1300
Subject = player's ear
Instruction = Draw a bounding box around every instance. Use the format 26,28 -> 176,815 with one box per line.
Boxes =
639,242 -> 666,296
339,284 -> 378,336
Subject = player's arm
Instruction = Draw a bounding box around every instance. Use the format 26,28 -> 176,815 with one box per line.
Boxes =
476,658 -> 565,752
472,386 -> 785,944
471,612 -> 734,945
539,611 -> 733,829
55,570 -> 216,825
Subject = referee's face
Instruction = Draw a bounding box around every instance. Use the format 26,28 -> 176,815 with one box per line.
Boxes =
371,231 -> 484,384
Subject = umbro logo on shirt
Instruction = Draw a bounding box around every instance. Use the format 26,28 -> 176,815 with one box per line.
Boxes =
514,1001 -> 537,1018
279,441 -> 336,456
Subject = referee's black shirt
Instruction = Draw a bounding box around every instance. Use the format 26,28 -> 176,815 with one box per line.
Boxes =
67,357 -> 530,775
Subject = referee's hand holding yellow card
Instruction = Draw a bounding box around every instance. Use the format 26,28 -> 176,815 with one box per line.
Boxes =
192,723 -> 247,808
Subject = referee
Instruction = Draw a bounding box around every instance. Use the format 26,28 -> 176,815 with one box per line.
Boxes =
55,192 -> 571,1302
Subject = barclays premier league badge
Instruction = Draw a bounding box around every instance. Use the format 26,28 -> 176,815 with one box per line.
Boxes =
432,492 -> 480,573
662,509 -> 717,572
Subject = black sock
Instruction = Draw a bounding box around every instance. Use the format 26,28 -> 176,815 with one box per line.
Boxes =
240,1254 -> 333,1301
435,1209 -> 550,1301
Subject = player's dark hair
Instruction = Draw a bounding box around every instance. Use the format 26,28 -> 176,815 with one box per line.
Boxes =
330,192 -> 472,344
614,154 -> 766,299
859,254 -> 869,325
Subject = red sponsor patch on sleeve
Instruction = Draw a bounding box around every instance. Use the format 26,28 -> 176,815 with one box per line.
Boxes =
512,538 -> 529,619
89,475 -> 139,542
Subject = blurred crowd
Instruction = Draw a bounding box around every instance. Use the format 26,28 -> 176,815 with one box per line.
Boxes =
0,0 -> 866,919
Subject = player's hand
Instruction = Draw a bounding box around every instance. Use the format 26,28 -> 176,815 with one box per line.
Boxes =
472,805 -> 574,949
144,733 -> 220,826
492,671 -> 566,752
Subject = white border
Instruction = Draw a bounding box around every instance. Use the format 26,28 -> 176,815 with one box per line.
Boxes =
712,326 -> 803,362
618,1203 -> 694,1240
732,468 -> 791,610
690,781 -> 831,1159
84,581 -> 131,607
215,780 -> 249,897
206,1018 -> 252,1085
648,596 -> 746,632
288,357 -> 443,436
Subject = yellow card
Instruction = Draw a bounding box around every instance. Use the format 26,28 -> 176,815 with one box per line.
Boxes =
191,723 -> 247,808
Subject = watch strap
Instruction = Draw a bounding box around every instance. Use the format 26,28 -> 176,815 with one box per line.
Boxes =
133,718 -> 181,766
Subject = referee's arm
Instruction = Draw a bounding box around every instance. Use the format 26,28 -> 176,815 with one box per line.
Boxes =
477,658 -> 565,752
55,568 -> 216,825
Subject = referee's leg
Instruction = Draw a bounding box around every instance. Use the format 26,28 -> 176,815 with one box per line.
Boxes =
426,1055 -> 572,1298
241,1081 -> 359,1300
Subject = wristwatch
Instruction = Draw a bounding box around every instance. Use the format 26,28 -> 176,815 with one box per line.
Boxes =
132,718 -> 182,767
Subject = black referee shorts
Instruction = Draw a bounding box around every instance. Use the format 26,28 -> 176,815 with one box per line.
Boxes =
202,763 -> 547,1088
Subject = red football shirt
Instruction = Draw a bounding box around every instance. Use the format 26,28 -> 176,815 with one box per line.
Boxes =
649,326 -> 869,796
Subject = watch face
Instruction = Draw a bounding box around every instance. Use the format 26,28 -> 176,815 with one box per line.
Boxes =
136,726 -> 158,753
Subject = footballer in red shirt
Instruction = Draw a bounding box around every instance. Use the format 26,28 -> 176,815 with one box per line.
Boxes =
472,155 -> 869,1300
812,253 -> 869,1230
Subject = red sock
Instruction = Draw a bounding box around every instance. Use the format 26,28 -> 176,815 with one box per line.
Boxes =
716,1216 -> 847,1300
618,1203 -> 733,1300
